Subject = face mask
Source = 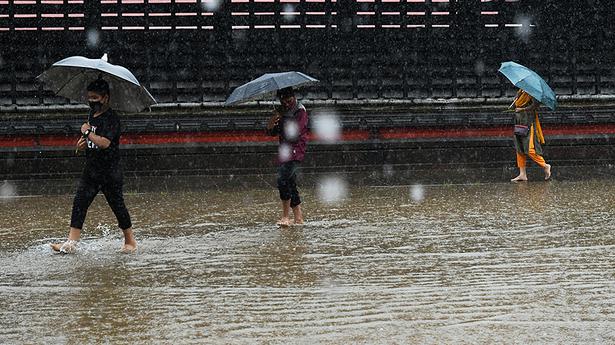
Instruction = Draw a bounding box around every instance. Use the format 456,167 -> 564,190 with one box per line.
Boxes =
89,100 -> 103,113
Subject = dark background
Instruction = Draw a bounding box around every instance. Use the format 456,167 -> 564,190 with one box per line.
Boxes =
1,0 -> 614,106
2,1 -> 615,182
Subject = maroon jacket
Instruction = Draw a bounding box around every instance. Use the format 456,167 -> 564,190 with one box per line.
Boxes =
267,102 -> 309,164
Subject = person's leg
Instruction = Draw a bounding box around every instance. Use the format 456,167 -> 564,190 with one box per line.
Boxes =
528,151 -> 550,180
276,162 -> 293,226
291,205 -> 303,225
527,132 -> 551,180
287,162 -> 303,224
121,228 -> 137,252
511,152 -> 528,182
51,175 -> 99,253
101,171 -> 136,252
279,200 -> 291,226
543,162 -> 551,180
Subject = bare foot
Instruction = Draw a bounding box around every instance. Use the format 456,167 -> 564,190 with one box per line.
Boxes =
277,218 -> 292,227
50,240 -> 78,254
120,243 -> 137,254
50,242 -> 62,252
293,218 -> 304,226
511,175 -> 528,182
544,164 -> 552,180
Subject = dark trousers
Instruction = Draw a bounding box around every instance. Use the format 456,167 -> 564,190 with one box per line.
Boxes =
70,167 -> 132,230
277,160 -> 301,208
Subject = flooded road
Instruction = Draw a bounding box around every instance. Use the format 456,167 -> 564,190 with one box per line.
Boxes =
1,179 -> 615,343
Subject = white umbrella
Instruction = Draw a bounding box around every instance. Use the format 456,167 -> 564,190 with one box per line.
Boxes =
37,54 -> 156,112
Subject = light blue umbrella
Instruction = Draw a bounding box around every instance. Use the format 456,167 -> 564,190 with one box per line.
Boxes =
37,54 -> 156,112
225,71 -> 318,106
498,61 -> 557,110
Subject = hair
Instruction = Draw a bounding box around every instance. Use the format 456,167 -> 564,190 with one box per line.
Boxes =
87,78 -> 110,96
276,87 -> 295,99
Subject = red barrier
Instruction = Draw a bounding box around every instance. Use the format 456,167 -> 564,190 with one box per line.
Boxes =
2,124 -> 615,148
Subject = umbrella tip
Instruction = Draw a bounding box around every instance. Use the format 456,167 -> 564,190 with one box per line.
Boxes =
101,53 -> 108,62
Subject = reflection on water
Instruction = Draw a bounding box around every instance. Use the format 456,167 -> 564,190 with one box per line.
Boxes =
1,180 -> 615,343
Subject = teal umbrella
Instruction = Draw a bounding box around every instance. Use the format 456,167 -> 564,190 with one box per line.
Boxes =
498,61 -> 557,110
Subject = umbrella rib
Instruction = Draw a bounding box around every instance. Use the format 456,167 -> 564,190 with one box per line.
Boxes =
271,77 -> 282,93
54,68 -> 87,98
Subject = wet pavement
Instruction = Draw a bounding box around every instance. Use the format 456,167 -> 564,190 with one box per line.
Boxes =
1,179 -> 615,344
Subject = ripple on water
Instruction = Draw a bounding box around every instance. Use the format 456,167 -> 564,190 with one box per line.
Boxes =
1,182 -> 615,343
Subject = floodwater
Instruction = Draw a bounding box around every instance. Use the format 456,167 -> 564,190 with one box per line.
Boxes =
1,179 -> 615,344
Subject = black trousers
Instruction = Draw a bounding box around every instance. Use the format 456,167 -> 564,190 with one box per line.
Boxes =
70,166 -> 132,230
277,160 -> 301,208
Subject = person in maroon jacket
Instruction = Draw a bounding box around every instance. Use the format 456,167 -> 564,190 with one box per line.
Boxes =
266,87 -> 308,226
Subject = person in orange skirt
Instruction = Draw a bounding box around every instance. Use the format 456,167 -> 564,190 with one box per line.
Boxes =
511,89 -> 552,182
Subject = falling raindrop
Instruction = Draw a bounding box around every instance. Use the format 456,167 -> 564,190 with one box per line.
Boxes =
410,184 -> 425,203
278,143 -> 292,162
86,28 -> 100,49
383,164 -> 394,178
474,60 -> 485,76
202,0 -> 221,12
514,15 -> 533,43
0,180 -> 17,199
283,120 -> 299,141
312,110 -> 341,143
282,4 -> 296,22
317,176 -> 348,204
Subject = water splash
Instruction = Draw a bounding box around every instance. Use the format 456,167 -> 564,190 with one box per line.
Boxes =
96,223 -> 114,238
317,176 -> 348,204
59,240 -> 79,254
312,110 -> 342,143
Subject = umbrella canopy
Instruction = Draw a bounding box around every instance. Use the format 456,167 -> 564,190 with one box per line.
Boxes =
225,71 -> 318,106
498,61 -> 557,110
36,54 -> 156,113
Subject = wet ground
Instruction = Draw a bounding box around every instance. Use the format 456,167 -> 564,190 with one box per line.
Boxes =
1,179 -> 615,344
